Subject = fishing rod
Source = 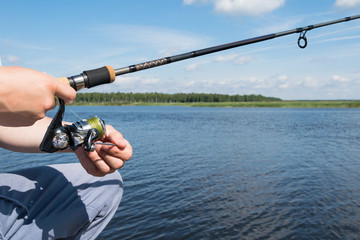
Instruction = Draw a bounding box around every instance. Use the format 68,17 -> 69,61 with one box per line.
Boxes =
41,14 -> 360,153
58,14 -> 360,91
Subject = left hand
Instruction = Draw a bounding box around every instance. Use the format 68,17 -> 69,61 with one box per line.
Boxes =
75,125 -> 132,177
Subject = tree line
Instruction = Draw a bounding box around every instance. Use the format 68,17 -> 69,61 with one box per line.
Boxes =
73,92 -> 281,104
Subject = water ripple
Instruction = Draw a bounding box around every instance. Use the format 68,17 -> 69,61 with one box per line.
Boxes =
1,107 -> 360,239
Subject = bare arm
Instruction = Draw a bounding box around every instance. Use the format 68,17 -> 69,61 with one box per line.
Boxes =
0,116 -> 54,153
0,117 -> 133,176
0,66 -> 132,176
0,66 -> 76,127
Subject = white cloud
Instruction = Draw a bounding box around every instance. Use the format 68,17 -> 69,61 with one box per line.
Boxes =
186,63 -> 199,71
301,77 -> 325,88
185,80 -> 197,86
250,75 -> 290,89
215,53 -> 253,64
6,55 -> 20,64
115,75 -> 160,87
277,75 -> 288,81
0,55 -> 21,65
332,75 -> 351,83
215,54 -> 238,62
1,39 -> 50,51
82,75 -> 162,93
279,82 -> 289,89
214,0 -> 286,15
97,24 -> 211,56
277,75 -> 289,89
316,35 -> 360,44
184,53 -> 253,73
183,0 -> 210,5
242,76 -> 275,89
335,0 -> 360,8
234,55 -> 253,65
184,0 -> 286,16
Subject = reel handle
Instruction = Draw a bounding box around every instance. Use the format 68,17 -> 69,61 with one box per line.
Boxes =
57,66 -> 116,91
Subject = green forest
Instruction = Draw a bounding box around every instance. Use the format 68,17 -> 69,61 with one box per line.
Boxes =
73,92 -> 281,104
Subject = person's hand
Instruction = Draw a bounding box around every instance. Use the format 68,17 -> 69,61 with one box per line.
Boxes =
0,66 -> 76,126
75,125 -> 133,177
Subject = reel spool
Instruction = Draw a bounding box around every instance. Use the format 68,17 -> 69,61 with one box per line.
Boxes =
53,116 -> 106,152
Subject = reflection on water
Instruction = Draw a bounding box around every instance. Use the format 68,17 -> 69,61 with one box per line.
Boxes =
1,107 -> 360,239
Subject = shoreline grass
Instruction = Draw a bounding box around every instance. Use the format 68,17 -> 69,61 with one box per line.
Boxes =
70,100 -> 360,108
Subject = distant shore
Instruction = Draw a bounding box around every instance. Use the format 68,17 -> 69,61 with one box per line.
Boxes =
70,100 -> 360,108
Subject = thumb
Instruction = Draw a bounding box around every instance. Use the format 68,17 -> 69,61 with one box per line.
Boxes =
54,78 -> 77,104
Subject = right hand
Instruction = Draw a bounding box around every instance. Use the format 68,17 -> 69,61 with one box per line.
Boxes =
0,66 -> 76,126
75,125 -> 133,177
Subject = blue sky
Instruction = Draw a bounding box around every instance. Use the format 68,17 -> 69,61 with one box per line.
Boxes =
1,0 -> 360,100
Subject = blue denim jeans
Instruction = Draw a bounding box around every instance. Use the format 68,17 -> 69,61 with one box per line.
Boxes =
0,163 -> 123,239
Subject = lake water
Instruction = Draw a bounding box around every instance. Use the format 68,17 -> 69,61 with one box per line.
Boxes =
1,106 -> 360,239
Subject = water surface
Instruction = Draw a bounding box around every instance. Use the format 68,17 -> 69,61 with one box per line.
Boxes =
1,107 -> 360,239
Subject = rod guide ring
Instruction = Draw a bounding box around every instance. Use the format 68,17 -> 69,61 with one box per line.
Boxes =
298,30 -> 308,49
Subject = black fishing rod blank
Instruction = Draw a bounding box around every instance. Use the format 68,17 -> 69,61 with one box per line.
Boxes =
59,14 -> 360,91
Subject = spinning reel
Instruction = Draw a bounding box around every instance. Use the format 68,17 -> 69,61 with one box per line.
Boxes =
40,98 -> 107,153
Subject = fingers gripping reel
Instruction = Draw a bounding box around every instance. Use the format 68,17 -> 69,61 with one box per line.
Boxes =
40,98 -> 106,153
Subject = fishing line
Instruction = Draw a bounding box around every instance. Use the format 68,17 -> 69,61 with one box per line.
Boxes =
70,110 -> 82,120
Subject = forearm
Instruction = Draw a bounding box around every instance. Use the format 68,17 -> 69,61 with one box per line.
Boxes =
0,117 -> 71,153
0,116 -> 133,177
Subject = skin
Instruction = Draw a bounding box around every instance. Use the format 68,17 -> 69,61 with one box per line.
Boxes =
75,124 -> 132,177
0,66 -> 132,176
0,66 -> 77,126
